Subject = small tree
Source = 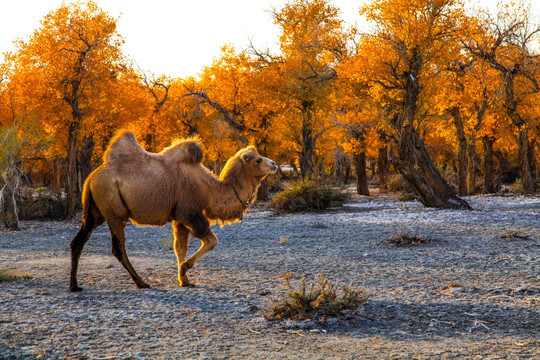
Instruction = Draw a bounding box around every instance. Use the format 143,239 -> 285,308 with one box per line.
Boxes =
463,2 -> 540,194
348,0 -> 472,209
0,123 -> 50,230
0,125 -> 23,229
9,1 -> 127,216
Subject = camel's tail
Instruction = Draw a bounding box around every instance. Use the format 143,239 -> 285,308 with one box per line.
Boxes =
80,178 -> 94,223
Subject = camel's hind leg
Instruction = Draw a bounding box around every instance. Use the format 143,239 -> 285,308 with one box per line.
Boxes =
69,204 -> 104,292
108,220 -> 150,289
178,213 -> 218,287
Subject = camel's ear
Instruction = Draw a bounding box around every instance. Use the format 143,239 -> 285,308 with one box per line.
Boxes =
242,152 -> 254,163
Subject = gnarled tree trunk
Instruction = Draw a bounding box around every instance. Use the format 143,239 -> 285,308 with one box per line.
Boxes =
377,145 -> 390,191
481,137 -> 500,193
449,107 -> 468,196
299,117 -> 315,179
517,128 -> 536,194
0,180 -> 20,230
467,142 -> 479,195
390,56 -> 471,210
392,125 -> 471,209
66,123 -> 81,216
353,152 -> 369,196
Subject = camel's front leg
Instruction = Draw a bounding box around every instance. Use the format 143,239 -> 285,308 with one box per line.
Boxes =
179,231 -> 218,287
172,221 -> 190,285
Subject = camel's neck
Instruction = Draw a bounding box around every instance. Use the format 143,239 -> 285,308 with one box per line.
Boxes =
205,176 -> 260,224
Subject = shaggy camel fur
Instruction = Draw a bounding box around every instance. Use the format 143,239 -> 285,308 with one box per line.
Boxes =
69,130 -> 277,291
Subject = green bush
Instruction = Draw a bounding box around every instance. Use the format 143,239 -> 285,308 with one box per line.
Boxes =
263,273 -> 369,321
271,179 -> 347,213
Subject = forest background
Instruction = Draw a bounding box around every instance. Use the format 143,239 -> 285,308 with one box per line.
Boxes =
1,0 -> 539,229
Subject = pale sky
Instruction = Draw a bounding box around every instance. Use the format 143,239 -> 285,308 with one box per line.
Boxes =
0,0 -> 537,79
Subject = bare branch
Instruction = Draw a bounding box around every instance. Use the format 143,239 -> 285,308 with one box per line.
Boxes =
182,85 -> 246,132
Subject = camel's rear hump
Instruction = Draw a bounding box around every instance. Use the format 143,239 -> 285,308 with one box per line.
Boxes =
161,137 -> 204,164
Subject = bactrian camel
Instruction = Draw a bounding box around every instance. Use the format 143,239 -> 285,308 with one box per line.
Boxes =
69,130 -> 277,291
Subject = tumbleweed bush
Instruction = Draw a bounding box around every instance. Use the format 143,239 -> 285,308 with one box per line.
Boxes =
263,273 -> 369,321
271,179 -> 347,213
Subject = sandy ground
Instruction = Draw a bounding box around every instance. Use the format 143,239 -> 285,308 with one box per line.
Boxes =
0,193 -> 539,359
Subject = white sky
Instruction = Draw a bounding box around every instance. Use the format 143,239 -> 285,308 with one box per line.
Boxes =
0,0 -> 537,79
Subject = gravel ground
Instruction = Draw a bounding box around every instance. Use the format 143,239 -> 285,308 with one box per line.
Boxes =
0,193 -> 539,359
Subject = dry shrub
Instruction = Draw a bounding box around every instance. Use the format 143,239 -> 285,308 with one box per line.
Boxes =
263,273 -> 369,321
271,179 -> 347,213
160,234 -> 174,250
510,178 -> 525,194
17,187 -> 67,220
385,174 -> 417,200
386,174 -> 407,192
0,269 -> 34,283
388,234 -> 431,246
501,231 -> 530,240
440,282 -> 461,291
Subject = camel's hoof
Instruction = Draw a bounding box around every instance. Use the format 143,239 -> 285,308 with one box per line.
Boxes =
136,282 -> 151,289
69,285 -> 83,292
179,280 -> 195,287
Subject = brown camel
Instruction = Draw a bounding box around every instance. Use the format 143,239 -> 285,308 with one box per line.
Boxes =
69,130 -> 277,291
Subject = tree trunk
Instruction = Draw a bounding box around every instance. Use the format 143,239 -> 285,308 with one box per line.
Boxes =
344,163 -> 351,186
494,150 -> 511,181
517,128 -> 537,194
257,178 -> 270,201
52,158 -> 62,189
501,71 -> 536,194
353,152 -> 369,196
334,148 -> 350,185
78,134 -> 95,190
66,132 -> 80,216
449,107 -> 468,196
389,49 -> 470,209
1,181 -> 20,230
63,48 -> 90,216
392,125 -> 471,209
299,118 -> 315,179
531,140 -> 539,184
481,137 -> 500,193
466,142 -> 478,195
377,146 -> 390,191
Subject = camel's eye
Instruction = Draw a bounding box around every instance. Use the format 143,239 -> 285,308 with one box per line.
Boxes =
256,158 -> 262,164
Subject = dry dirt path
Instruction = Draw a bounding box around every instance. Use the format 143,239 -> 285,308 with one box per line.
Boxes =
0,194 -> 539,359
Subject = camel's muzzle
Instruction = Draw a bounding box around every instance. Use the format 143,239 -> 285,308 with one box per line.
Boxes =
269,160 -> 278,173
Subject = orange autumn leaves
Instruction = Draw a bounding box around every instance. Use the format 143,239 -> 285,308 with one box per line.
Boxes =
1,0 -> 539,201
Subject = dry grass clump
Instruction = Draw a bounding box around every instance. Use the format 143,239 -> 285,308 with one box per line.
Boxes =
500,231 -> 530,240
263,273 -> 369,321
440,282 -> 461,291
388,234 -> 431,246
0,269 -> 34,283
271,179 -> 347,213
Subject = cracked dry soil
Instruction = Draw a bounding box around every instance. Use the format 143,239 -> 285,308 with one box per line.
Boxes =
0,194 -> 539,359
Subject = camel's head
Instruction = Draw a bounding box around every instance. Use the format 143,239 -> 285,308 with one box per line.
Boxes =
239,147 -> 277,178
221,146 -> 277,182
